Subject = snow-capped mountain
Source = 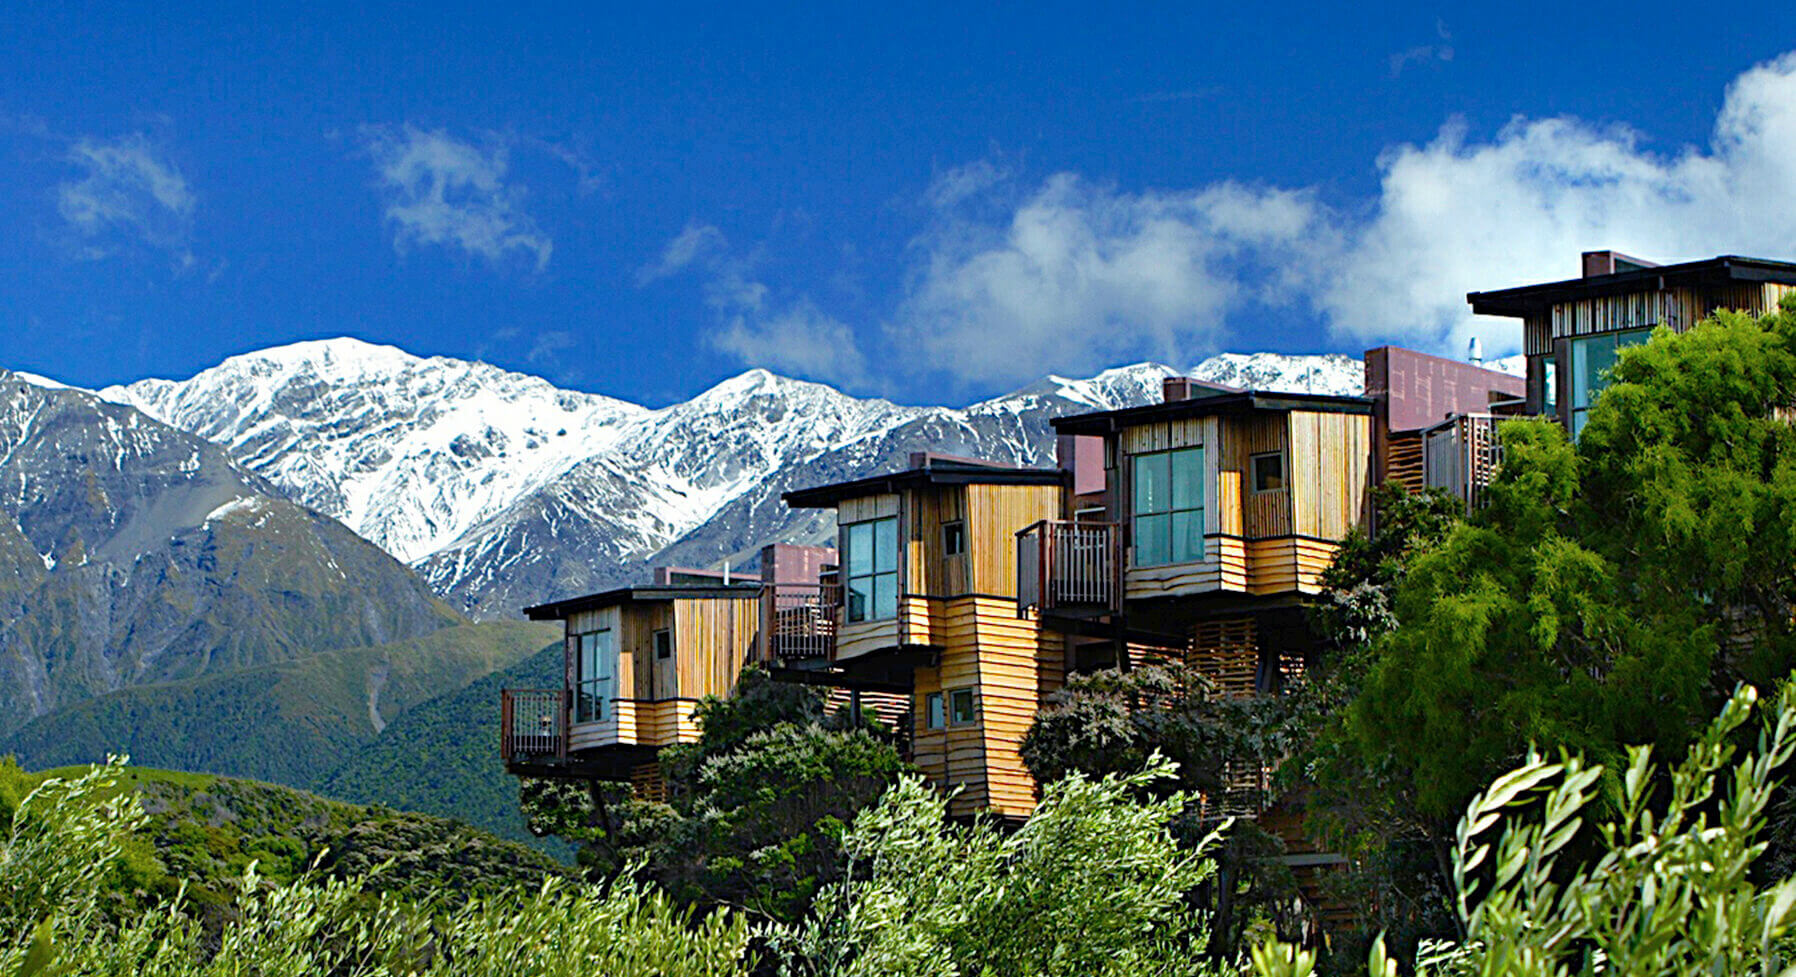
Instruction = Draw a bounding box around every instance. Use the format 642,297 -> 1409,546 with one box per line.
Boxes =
100,339 -> 1367,617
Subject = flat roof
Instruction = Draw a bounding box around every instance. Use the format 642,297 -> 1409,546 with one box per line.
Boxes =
523,583 -> 761,620
1467,255 -> 1796,318
1050,390 -> 1371,436
783,459 -> 1068,509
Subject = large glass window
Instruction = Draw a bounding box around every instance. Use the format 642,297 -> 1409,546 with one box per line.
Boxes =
1540,355 -> 1558,417
1570,329 -> 1651,437
844,516 -> 898,623
1133,447 -> 1204,566
574,628 -> 615,723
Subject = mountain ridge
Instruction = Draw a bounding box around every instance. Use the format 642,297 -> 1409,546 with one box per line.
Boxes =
77,340 -> 1506,616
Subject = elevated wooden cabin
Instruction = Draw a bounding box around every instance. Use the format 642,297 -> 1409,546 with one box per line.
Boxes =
502,581 -> 763,791
1469,252 -> 1796,437
765,454 -> 1069,819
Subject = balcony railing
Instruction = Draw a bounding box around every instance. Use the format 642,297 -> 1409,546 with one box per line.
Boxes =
501,688 -> 567,762
759,582 -> 841,662
1017,520 -> 1123,616
1423,412 -> 1505,512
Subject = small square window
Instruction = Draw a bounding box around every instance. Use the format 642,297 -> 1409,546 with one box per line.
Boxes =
949,688 -> 976,725
942,521 -> 966,557
654,629 -> 672,660
924,692 -> 944,729
1251,452 -> 1285,493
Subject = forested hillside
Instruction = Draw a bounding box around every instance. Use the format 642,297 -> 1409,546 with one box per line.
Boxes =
2,622 -> 557,790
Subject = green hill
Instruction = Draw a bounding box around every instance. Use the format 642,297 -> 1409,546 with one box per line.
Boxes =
0,760 -> 569,910
1,621 -> 558,789
322,642 -> 569,854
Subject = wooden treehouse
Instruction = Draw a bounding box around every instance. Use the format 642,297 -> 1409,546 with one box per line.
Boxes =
500,558 -> 794,797
1470,251 -> 1796,439
761,453 -> 1069,820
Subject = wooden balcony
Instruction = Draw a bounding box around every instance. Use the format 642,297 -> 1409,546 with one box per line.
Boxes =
500,688 -> 567,762
1423,412 -> 1504,512
1016,520 -> 1123,616
758,582 -> 841,662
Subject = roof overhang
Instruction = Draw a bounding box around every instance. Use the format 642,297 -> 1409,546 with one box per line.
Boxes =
1050,391 -> 1371,437
1467,255 -> 1796,319
783,462 -> 1068,509
524,584 -> 761,620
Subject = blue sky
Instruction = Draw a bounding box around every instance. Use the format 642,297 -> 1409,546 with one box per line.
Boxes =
6,2 -> 1796,405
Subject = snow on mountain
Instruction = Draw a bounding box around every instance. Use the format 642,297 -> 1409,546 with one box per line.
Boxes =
96,341 -> 1377,617
102,338 -> 646,564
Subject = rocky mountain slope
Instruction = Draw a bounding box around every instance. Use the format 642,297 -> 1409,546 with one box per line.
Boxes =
0,372 -> 465,735
96,342 -> 1386,616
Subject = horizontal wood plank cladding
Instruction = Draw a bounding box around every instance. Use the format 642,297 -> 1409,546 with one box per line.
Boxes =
672,596 -> 758,700
1246,537 -> 1339,594
1288,411 -> 1369,542
899,595 -> 1061,819
966,483 -> 1063,597
568,718 -> 613,753
630,763 -> 667,803
837,617 -> 900,660
1190,618 -> 1259,699
1383,431 -> 1425,490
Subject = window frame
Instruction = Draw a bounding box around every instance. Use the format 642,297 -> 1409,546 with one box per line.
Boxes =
1131,446 -> 1205,567
1249,451 -> 1285,494
573,627 -> 615,724
842,515 -> 899,623
923,691 -> 945,730
942,520 -> 966,558
948,687 -> 976,726
1570,327 -> 1652,438
653,628 -> 672,661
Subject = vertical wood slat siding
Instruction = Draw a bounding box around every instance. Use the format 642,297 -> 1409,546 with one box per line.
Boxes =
1227,413 -> 1290,538
672,596 -> 758,702
1538,284 -> 1791,357
646,603 -> 674,699
965,483 -> 1063,596
907,487 -> 968,597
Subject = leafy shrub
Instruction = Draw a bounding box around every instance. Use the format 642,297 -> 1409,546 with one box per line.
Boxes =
1254,683 -> 1796,976
772,754 -> 1220,977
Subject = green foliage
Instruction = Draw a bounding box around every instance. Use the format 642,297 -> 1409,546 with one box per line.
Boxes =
1256,683 -> 1796,977
524,666 -> 908,923
0,757 -> 752,977
2,622 -> 557,790
1021,664 -> 1303,954
1347,310 -> 1796,829
8,760 -> 567,916
771,754 -> 1219,977
322,639 -> 571,855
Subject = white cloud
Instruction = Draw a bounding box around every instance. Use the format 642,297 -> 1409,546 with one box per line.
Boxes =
1389,18 -> 1454,77
889,50 -> 1796,386
636,222 -> 727,285
713,299 -> 869,386
1323,50 -> 1796,355
640,222 -> 872,385
362,125 -> 552,270
890,168 -> 1328,386
57,133 -> 196,267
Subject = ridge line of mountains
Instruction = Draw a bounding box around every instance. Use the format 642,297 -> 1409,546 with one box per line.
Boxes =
0,338 -> 1514,848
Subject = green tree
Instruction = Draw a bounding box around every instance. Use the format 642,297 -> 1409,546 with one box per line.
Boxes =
1021,664 -> 1298,956
772,754 -> 1220,977
523,666 -> 908,923
1255,683 -> 1796,977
